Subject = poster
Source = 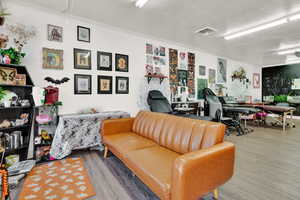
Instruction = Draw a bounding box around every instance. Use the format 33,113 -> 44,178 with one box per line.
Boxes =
209,69 -> 216,84
197,79 -> 208,99
179,52 -> 187,70
217,58 -> 227,83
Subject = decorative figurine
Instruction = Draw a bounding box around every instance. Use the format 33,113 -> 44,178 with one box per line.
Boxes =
2,55 -> 10,64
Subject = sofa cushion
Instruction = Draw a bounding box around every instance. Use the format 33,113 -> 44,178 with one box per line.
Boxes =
133,111 -> 166,144
132,111 -> 225,154
103,132 -> 157,158
124,146 -> 179,200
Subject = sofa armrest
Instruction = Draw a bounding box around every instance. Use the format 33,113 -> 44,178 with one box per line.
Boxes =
101,118 -> 135,136
171,142 -> 235,200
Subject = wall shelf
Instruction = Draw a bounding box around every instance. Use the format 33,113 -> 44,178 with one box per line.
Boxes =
145,74 -> 168,84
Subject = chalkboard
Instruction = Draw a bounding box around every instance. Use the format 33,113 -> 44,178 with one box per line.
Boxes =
262,64 -> 300,96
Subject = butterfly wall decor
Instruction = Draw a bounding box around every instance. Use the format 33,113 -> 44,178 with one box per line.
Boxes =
0,67 -> 17,85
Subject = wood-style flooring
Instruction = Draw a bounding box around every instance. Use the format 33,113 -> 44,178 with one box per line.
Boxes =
12,120 -> 300,200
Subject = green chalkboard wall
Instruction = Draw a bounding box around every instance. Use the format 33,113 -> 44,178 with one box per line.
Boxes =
262,63 -> 300,115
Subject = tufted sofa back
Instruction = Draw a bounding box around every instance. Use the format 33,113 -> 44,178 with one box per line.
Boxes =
132,111 -> 225,154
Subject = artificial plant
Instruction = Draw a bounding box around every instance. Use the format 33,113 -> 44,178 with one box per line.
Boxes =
0,87 -> 6,101
0,47 -> 25,64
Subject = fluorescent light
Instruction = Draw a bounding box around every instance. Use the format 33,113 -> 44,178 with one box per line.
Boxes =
224,18 -> 288,40
289,13 -> 300,21
278,48 -> 300,55
135,0 -> 149,8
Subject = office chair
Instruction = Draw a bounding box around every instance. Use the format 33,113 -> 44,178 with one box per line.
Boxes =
203,89 -> 244,136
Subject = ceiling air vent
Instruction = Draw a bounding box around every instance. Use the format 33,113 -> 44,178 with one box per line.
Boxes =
195,27 -> 217,36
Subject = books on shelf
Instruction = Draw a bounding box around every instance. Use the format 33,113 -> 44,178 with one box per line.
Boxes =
0,131 -> 26,151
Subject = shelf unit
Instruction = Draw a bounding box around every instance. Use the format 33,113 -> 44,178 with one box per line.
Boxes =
0,63 -> 35,161
145,74 -> 168,84
34,104 -> 59,164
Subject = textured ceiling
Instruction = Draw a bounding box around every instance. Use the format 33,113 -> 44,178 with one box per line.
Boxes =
9,0 -> 300,66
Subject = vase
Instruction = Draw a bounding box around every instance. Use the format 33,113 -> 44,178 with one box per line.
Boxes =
0,17 -> 5,26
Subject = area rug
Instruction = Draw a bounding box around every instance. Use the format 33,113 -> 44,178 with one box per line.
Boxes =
100,153 -> 213,200
18,157 -> 95,200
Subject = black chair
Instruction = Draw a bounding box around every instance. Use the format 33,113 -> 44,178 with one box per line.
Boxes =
203,89 -> 244,136
147,90 -> 211,120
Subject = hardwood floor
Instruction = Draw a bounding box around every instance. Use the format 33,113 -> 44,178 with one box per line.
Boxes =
12,120 -> 300,200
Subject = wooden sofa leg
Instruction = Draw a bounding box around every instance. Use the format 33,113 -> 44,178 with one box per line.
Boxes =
104,146 -> 108,158
213,189 -> 219,199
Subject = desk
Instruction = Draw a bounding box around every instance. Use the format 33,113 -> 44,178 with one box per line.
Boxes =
171,101 -> 201,115
50,111 -> 130,159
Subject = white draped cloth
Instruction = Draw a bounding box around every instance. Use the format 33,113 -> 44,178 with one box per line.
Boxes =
50,111 -> 130,159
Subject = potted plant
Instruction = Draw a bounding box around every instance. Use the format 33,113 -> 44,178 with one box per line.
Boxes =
0,9 -> 10,26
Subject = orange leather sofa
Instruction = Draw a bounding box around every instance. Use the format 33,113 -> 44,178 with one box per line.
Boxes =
101,111 -> 235,200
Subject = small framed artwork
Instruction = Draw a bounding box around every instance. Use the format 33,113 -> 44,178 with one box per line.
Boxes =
74,48 -> 91,70
98,75 -> 113,94
47,24 -> 63,42
0,67 -> 16,85
115,54 -> 129,72
116,76 -> 129,94
42,48 -> 64,69
77,26 -> 90,42
74,74 -> 92,95
253,73 -> 260,88
97,51 -> 112,71
199,65 -> 206,76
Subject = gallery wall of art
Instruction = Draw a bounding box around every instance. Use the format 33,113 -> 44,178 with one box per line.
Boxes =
1,2 -> 262,115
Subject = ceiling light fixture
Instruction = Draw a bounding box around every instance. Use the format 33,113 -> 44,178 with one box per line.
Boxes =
224,18 -> 288,40
135,0 -> 149,8
277,48 -> 300,55
289,13 -> 300,21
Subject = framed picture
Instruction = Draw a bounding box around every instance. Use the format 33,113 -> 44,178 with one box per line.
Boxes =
208,69 -> 216,84
0,67 -> 16,85
42,48 -> 64,69
15,74 -> 26,86
77,26 -> 90,42
116,76 -> 129,94
199,65 -> 206,76
197,79 -> 208,100
178,70 -> 188,86
47,24 -> 63,42
97,75 -> 113,94
97,51 -> 112,71
115,54 -> 129,72
253,73 -> 260,88
74,74 -> 92,95
74,48 -> 91,70
217,58 -> 227,83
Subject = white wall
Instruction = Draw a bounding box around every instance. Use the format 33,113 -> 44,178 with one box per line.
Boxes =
1,3 -> 261,116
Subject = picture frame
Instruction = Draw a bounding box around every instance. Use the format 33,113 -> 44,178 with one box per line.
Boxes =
74,74 -> 92,95
116,76 -> 129,94
0,67 -> 17,85
47,24 -> 63,42
217,58 -> 227,83
208,68 -> 216,84
115,54 -> 129,72
42,48 -> 64,70
178,70 -> 188,86
199,65 -> 206,76
74,48 -> 91,70
77,26 -> 90,43
97,51 -> 112,71
253,73 -> 260,88
97,75 -> 113,94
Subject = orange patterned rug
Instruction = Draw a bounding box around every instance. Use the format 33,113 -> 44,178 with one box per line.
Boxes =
18,157 -> 95,200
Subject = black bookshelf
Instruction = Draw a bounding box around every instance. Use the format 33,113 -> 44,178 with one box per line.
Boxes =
0,63 -> 35,161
